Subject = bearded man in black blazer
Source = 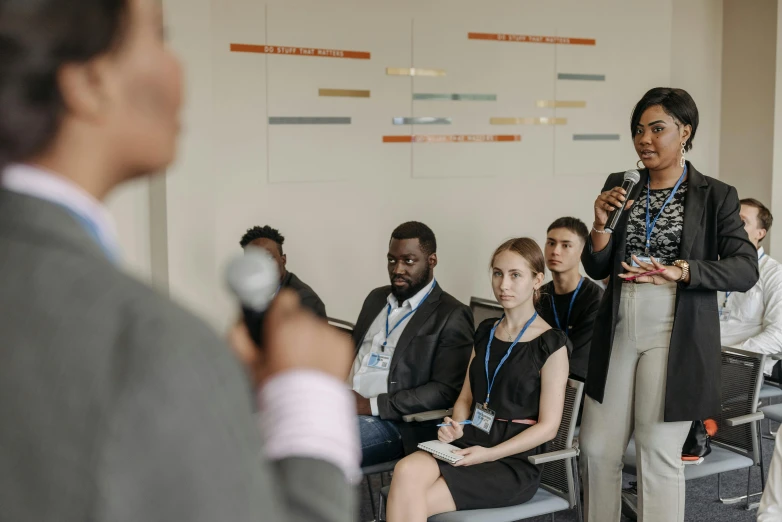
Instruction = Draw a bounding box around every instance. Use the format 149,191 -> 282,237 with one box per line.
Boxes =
348,222 -> 474,466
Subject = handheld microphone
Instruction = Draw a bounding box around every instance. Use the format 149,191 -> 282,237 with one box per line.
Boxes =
225,247 -> 280,348
605,169 -> 641,233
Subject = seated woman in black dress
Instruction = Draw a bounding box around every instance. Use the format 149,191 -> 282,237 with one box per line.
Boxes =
386,238 -> 571,521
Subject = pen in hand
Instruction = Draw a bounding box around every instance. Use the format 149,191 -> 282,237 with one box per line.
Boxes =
437,420 -> 472,427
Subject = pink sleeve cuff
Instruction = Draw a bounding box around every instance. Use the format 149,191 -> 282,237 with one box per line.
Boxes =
257,370 -> 361,484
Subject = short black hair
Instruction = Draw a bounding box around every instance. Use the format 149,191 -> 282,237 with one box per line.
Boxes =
547,217 -> 589,244
0,0 -> 129,170
630,87 -> 699,151
390,221 -> 437,256
240,225 -> 285,254
740,198 -> 774,240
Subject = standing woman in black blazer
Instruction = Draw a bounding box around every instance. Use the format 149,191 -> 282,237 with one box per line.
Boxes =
579,87 -> 758,522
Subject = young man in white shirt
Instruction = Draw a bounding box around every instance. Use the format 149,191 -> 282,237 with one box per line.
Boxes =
348,222 -> 474,466
720,198 -> 782,376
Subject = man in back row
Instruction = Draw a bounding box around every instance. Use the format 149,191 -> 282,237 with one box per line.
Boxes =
348,222 -> 474,465
538,217 -> 603,382
720,198 -> 782,376
240,225 -> 328,319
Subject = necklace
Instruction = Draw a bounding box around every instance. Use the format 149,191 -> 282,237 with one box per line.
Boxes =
500,318 -> 520,342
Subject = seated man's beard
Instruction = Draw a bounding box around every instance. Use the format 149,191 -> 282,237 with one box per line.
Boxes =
391,267 -> 432,302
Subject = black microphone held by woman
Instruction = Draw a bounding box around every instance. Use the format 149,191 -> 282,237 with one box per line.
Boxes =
604,169 -> 640,233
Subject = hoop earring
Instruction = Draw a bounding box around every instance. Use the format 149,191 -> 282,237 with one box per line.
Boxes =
680,142 -> 686,168
637,159 -> 644,170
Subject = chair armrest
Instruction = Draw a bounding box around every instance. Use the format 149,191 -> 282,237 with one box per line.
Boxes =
725,412 -> 764,427
402,409 -> 453,423
528,448 -> 578,465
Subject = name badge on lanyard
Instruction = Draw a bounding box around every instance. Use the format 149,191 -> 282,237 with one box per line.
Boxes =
475,312 -> 537,434
550,277 -> 583,336
640,164 -> 687,262
367,352 -> 392,369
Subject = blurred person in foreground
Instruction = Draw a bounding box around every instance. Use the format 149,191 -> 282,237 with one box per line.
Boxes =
0,1 -> 359,521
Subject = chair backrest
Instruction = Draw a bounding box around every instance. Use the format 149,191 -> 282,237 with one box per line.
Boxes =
469,297 -> 503,330
712,348 -> 765,464
327,317 -> 355,335
539,378 -> 584,507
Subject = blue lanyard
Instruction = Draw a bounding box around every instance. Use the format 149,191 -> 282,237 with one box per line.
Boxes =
550,277 -> 584,337
383,280 -> 436,350
645,164 -> 688,255
64,208 -> 117,263
484,312 -> 537,406
724,252 -> 765,305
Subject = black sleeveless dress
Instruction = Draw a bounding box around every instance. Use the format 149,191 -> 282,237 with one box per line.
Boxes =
437,318 -> 570,510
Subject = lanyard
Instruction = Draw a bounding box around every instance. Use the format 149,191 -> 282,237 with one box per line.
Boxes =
645,164 -> 688,256
550,277 -> 584,337
484,312 -> 537,406
64,208 -> 118,263
383,280 -> 436,350
724,252 -> 765,306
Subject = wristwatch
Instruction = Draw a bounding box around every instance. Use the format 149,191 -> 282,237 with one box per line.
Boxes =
673,260 -> 690,282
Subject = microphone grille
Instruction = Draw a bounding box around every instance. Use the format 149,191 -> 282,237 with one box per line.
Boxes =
624,169 -> 641,183
225,247 -> 280,312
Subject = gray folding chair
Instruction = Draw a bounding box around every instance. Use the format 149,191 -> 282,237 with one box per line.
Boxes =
761,402 -> 782,424
378,379 -> 584,522
469,297 -> 503,331
327,317 -> 355,334
362,409 -> 454,521
760,372 -> 782,439
622,348 -> 766,512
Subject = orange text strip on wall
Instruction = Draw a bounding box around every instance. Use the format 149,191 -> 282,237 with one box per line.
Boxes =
230,43 -> 371,60
383,135 -> 521,143
468,33 -> 595,46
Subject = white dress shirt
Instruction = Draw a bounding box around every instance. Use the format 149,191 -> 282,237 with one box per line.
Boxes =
2,163 -> 361,482
349,278 -> 436,416
759,429 -> 782,520
2,163 -> 120,260
720,247 -> 782,375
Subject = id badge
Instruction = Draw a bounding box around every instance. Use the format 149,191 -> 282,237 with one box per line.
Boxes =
719,308 -> 731,322
367,352 -> 391,369
471,403 -> 496,434
631,255 -> 652,268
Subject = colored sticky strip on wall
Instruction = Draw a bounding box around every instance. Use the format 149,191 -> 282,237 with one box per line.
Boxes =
490,117 -> 566,125
393,117 -> 452,125
536,100 -> 586,108
319,89 -> 370,98
387,67 -> 446,77
414,93 -> 496,101
231,43 -> 370,60
269,117 -> 351,124
468,32 -> 595,46
557,73 -> 605,81
383,135 -> 521,143
572,134 -> 620,140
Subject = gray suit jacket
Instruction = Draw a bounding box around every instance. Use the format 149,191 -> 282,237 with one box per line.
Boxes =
0,190 -> 354,522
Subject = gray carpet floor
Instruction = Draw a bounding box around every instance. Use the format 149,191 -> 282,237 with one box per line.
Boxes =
358,420 -> 779,522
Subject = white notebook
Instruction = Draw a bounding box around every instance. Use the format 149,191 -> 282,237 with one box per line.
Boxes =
417,440 -> 464,465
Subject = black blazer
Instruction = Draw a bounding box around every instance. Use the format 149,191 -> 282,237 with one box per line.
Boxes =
582,162 -> 759,421
283,271 -> 327,319
352,283 -> 474,446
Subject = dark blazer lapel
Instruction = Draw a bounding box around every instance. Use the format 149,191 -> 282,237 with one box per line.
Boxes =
679,162 -> 708,260
352,288 -> 389,354
389,284 -> 442,374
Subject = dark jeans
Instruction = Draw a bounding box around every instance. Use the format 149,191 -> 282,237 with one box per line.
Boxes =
358,415 -> 404,467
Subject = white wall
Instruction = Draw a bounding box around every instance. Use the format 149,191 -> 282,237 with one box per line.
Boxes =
720,0 -> 777,252
111,0 -> 725,330
773,0 -> 782,257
